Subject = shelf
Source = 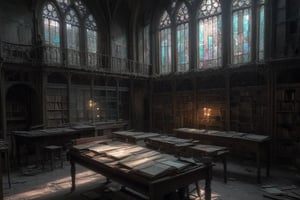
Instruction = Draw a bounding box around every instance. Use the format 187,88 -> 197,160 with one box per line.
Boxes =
7,118 -> 26,121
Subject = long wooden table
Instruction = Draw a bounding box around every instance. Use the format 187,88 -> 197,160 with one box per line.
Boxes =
174,128 -> 271,183
144,135 -> 229,183
13,125 -> 95,165
69,139 -> 212,200
112,131 -> 160,144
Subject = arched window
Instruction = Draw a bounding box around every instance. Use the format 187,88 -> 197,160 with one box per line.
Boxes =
258,0 -> 265,61
85,15 -> 98,67
42,2 -> 61,64
198,0 -> 222,69
176,3 -> 189,72
232,0 -> 252,64
41,0 -> 98,68
65,9 -> 80,66
159,11 -> 172,74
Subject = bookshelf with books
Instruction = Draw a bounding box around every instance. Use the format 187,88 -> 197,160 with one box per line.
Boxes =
46,90 -> 68,128
276,86 -> 300,160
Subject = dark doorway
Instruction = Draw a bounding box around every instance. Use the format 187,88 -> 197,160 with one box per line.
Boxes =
6,84 -> 40,131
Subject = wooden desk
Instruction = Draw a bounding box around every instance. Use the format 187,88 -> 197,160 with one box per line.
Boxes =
69,140 -> 212,200
94,121 -> 128,135
13,125 -> 95,165
144,136 -> 194,155
145,135 -> 229,183
112,131 -> 160,144
174,128 -> 271,183
189,144 -> 229,183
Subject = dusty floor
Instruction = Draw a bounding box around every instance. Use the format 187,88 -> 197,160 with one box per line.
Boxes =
2,159 -> 300,200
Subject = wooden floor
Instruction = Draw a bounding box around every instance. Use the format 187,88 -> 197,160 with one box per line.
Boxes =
2,159 -> 300,200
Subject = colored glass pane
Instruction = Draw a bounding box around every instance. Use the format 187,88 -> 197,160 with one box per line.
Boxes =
258,5 -> 265,61
198,0 -> 222,69
159,11 -> 172,74
159,28 -> 171,74
232,0 -> 252,64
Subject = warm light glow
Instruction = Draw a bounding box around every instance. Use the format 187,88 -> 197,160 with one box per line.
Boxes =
5,171 -> 105,200
203,107 -> 212,118
88,100 -> 97,108
88,99 -> 93,108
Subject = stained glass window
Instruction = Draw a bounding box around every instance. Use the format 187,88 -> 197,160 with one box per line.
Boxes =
43,2 -> 61,63
258,0 -> 265,61
187,0 -> 194,5
159,11 -> 172,74
66,9 -> 80,65
75,0 -> 87,17
176,3 -> 189,72
86,15 -> 97,53
138,25 -> 150,65
55,0 -> 69,12
43,3 -> 60,47
86,15 -> 97,66
198,0 -> 222,69
232,0 -> 252,64
144,25 -> 150,65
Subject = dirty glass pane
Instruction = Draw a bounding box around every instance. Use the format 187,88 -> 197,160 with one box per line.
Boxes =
159,28 -> 172,74
232,0 -> 252,64
159,11 -> 172,74
258,5 -> 265,61
176,3 -> 189,72
198,0 -> 222,69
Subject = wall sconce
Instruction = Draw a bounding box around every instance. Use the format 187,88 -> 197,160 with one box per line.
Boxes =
88,100 -> 96,108
203,107 -> 212,118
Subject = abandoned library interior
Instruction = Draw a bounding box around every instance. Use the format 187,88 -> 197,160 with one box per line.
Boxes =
0,0 -> 300,199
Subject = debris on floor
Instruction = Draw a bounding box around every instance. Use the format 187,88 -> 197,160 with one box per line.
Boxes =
262,184 -> 300,200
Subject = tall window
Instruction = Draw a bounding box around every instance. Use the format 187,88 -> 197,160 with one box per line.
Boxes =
198,0 -> 222,69
65,9 -> 80,66
42,0 -> 98,68
159,11 -> 172,74
232,0 -> 252,64
257,0 -> 265,61
176,3 -> 189,72
43,2 -> 61,63
144,25 -> 151,65
86,15 -> 98,66
138,24 -> 151,74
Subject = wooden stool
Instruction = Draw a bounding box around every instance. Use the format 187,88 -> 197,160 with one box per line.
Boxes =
43,145 -> 63,170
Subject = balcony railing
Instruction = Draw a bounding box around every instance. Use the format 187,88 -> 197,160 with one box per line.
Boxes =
0,41 -> 150,77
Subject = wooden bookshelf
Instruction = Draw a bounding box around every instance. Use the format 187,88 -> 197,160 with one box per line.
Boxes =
276,87 -> 300,160
47,95 -> 68,127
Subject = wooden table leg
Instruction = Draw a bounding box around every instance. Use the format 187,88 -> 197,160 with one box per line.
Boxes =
256,145 -> 261,184
70,159 -> 76,192
5,151 -> 11,188
266,142 -> 271,177
223,156 -> 227,184
205,165 -> 212,200
0,152 -> 3,200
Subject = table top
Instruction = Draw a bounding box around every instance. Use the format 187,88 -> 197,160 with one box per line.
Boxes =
70,139 -> 206,180
174,128 -> 270,142
190,144 -> 228,154
113,131 -> 160,141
